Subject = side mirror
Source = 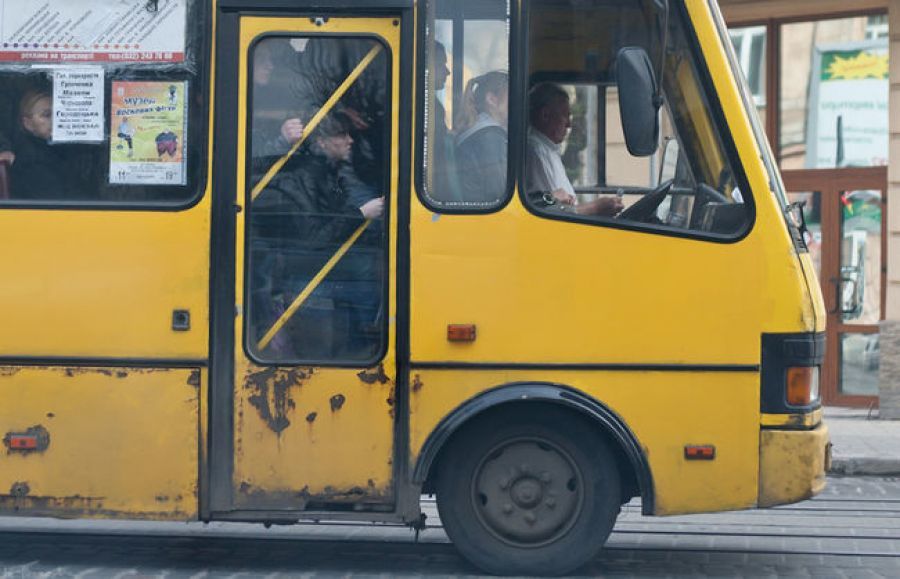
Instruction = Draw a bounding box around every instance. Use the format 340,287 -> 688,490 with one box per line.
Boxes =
616,47 -> 661,157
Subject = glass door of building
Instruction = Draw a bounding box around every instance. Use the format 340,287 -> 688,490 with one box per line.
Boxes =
783,167 -> 886,407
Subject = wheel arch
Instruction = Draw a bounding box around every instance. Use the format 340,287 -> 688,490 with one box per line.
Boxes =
412,382 -> 656,514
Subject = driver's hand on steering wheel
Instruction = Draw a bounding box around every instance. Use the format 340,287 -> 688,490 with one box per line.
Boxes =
577,196 -> 624,217
551,189 -> 577,206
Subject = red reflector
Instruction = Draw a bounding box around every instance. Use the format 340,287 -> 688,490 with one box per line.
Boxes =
8,436 -> 38,450
684,445 -> 716,460
447,324 -> 477,342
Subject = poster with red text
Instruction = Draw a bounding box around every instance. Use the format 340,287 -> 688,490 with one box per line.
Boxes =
109,80 -> 187,186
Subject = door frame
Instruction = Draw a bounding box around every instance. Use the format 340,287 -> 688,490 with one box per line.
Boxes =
783,166 -> 887,407
207,1 -> 415,522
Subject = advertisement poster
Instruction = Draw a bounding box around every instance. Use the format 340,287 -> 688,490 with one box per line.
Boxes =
109,80 -> 187,186
806,40 -> 889,169
52,67 -> 104,143
0,0 -> 186,63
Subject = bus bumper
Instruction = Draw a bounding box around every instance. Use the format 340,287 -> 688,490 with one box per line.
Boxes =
758,423 -> 830,508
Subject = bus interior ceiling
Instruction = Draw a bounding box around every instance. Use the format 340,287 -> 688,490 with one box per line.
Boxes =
528,0 -> 660,79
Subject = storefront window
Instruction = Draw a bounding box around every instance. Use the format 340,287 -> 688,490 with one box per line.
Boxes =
728,25 -> 766,126
779,16 -> 888,170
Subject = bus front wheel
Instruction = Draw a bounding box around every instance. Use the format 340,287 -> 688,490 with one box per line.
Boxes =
435,406 -> 621,576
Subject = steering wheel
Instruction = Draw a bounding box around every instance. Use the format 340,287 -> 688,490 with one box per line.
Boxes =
617,180 -> 673,222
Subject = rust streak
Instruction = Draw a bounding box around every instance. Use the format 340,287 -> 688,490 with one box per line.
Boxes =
357,364 -> 389,385
0,495 -> 188,520
9,482 -> 29,497
330,394 -> 346,412
245,367 -> 313,434
412,374 -> 424,392
0,367 -> 20,378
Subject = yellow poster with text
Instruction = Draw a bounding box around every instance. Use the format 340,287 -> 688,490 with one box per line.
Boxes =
109,81 -> 188,185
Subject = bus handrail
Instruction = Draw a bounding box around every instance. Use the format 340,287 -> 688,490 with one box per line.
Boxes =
250,44 -> 383,201
256,219 -> 372,351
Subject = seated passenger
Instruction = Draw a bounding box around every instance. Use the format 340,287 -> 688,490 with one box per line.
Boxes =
11,89 -> 86,200
526,83 -> 622,216
455,71 -> 509,203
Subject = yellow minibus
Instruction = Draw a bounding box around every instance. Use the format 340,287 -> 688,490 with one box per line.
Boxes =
0,0 -> 829,574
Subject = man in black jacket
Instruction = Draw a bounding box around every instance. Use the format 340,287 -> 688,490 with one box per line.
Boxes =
250,112 -> 385,361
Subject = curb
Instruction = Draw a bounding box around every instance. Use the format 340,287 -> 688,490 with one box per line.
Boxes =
829,456 -> 900,476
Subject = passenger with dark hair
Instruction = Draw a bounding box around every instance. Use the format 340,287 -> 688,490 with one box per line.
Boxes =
454,71 -> 509,203
11,89 -> 87,200
251,40 -> 307,183
428,41 -> 458,201
290,37 -> 387,190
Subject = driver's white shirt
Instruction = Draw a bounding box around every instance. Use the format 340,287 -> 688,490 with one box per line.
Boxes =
526,128 -> 576,201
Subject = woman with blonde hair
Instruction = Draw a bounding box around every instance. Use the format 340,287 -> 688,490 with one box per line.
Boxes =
11,88 -> 86,200
454,70 -> 509,203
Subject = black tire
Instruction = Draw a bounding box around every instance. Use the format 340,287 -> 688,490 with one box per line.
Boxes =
435,405 -> 622,576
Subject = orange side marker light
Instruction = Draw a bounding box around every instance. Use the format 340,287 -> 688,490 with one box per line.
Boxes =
684,445 -> 716,460
447,324 -> 477,342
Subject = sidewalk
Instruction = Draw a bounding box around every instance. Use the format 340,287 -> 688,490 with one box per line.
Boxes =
825,406 -> 900,476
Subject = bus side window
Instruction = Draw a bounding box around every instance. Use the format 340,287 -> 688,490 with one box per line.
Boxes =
0,0 -> 206,207
246,36 -> 390,366
420,0 -> 511,212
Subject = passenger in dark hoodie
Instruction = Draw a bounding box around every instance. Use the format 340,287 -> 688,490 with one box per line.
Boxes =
11,89 -> 88,200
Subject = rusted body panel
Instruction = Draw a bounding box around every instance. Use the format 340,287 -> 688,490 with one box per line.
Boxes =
0,366 -> 199,520
232,362 -> 396,510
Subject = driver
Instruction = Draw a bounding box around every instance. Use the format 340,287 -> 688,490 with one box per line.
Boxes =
525,83 -> 622,216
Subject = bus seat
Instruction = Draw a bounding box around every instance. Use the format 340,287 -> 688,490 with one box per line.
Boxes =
0,160 -> 9,199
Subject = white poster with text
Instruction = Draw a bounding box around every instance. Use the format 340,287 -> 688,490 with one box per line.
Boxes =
52,67 -> 104,143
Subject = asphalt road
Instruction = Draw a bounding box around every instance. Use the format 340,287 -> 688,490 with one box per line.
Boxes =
0,476 -> 897,578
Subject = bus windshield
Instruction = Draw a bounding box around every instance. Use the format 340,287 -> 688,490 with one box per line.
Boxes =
421,0 -> 753,238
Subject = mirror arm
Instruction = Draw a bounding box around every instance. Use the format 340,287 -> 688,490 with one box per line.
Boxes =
655,0 -> 669,105
785,200 -> 809,240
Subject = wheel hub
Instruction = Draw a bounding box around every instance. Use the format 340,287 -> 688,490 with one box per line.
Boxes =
510,477 -> 543,509
472,438 -> 583,546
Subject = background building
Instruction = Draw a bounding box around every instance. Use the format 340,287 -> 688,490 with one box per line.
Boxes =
720,0 -> 899,417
